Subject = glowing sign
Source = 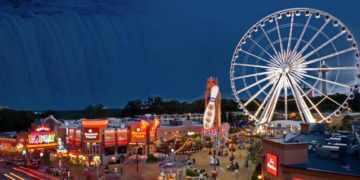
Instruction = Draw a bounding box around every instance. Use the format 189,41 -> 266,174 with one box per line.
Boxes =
131,131 -> 146,139
36,126 -> 50,132
266,153 -> 278,176
139,120 -> 149,131
84,128 -> 99,140
28,133 -> 55,144
152,117 -> 160,129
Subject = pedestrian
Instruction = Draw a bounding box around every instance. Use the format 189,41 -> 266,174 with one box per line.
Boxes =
120,166 -> 123,175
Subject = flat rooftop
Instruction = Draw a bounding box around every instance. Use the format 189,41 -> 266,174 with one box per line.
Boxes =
284,152 -> 360,177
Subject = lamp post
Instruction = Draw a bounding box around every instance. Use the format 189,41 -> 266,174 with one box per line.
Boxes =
171,148 -> 174,162
136,127 -> 140,173
96,162 -> 99,180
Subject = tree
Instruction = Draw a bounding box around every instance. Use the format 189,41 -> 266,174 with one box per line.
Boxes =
0,109 -> 34,132
340,115 -> 353,131
83,104 -> 109,119
41,110 -> 57,118
163,100 -> 181,114
144,97 -> 163,114
120,99 -> 143,117
248,141 -> 263,165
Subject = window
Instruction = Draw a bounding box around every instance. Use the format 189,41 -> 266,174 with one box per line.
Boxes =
117,146 -> 127,154
104,147 -> 115,156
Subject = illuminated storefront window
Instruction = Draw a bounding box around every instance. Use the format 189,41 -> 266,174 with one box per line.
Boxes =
104,129 -> 116,146
117,129 -> 128,145
86,142 -> 100,155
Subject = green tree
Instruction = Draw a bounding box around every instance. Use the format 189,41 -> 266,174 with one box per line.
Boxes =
163,100 -> 181,114
120,99 -> 143,117
248,141 -> 263,165
340,115 -> 353,131
83,104 -> 109,118
144,97 -> 164,114
0,109 -> 34,132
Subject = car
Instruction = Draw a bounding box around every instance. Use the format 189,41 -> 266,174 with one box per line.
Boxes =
0,158 -> 5,163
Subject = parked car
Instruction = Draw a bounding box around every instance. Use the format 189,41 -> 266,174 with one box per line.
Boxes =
0,158 -> 5,163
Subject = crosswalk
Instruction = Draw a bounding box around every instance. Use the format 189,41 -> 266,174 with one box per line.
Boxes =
2,172 -> 26,180
0,169 -> 28,180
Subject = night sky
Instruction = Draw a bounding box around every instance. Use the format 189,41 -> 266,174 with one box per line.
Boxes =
0,0 -> 359,110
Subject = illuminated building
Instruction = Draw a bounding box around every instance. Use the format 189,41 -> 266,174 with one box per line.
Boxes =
66,118 -> 160,165
127,118 -> 160,156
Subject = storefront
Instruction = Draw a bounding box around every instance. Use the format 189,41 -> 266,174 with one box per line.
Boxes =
66,119 -> 131,165
26,125 -> 58,155
202,123 -> 230,148
128,119 -> 159,156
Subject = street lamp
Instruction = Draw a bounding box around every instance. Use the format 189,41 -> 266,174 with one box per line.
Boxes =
136,127 -> 140,173
171,148 -> 174,161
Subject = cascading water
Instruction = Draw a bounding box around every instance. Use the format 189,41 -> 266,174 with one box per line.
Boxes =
0,1 -> 155,109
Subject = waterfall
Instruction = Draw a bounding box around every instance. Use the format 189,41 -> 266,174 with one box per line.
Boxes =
0,10 -> 152,109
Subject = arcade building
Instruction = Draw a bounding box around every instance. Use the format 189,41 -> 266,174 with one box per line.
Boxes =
13,116 -> 66,162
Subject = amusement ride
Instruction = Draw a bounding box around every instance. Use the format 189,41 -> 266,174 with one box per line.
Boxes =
230,8 -> 360,132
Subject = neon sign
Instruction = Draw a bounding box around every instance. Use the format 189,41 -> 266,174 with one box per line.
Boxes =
131,131 -> 146,139
36,126 -> 50,132
266,153 -> 278,176
28,133 -> 55,144
84,128 -> 99,140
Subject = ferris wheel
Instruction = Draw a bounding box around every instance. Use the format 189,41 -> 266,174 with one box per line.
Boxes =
230,8 -> 360,127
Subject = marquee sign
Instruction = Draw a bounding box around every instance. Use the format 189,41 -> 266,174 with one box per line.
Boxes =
84,128 -> 99,140
266,152 -> 278,176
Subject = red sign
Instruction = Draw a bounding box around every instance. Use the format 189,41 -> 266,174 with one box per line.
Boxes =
84,128 -> 99,140
266,153 -> 278,176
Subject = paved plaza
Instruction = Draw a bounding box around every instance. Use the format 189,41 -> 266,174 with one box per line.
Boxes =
190,147 -> 256,180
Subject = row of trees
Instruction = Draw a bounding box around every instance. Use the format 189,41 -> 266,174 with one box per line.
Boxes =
2,93 -> 360,131
0,109 -> 35,132
120,97 -> 238,117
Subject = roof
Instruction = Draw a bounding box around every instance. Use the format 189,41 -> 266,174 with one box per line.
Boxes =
283,152 -> 360,177
286,132 -> 329,144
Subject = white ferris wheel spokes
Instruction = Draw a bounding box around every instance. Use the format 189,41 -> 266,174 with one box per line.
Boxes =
230,8 -> 360,127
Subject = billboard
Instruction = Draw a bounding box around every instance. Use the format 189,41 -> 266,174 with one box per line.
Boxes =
266,152 -> 278,176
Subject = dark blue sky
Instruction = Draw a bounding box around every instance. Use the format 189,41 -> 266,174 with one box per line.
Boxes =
0,0 -> 359,110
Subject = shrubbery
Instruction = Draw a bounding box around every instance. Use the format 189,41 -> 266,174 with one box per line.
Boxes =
146,154 -> 160,163
186,168 -> 199,177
